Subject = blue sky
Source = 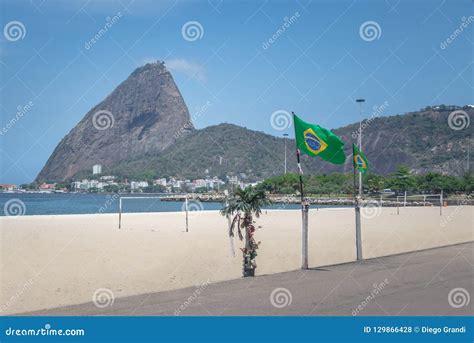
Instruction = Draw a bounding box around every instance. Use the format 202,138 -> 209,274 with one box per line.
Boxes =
0,0 -> 472,184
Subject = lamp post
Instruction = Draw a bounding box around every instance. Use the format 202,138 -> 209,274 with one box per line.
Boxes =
356,99 -> 365,196
355,98 -> 365,261
283,133 -> 289,174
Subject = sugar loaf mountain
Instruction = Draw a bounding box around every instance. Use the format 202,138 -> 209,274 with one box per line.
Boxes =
36,61 -> 473,182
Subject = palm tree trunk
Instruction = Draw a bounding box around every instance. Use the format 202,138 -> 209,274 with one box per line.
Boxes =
242,213 -> 255,277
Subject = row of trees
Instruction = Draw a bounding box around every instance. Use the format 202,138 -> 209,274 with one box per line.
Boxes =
257,167 -> 473,195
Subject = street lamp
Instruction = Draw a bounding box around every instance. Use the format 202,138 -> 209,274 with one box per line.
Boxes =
356,99 -> 365,196
355,98 -> 365,261
283,133 -> 289,174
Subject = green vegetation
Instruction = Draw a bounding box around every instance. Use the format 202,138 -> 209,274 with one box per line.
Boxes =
257,167 -> 473,196
19,182 -> 38,190
54,182 -> 72,191
100,107 -> 473,182
220,187 -> 271,277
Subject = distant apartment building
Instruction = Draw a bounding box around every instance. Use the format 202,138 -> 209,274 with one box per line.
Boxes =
193,178 -> 222,190
170,179 -> 184,190
227,176 -> 239,185
209,177 -> 225,189
130,181 -> 149,190
72,179 -> 106,191
92,164 -> 102,175
194,179 -> 207,188
88,180 -> 101,189
154,178 -> 167,186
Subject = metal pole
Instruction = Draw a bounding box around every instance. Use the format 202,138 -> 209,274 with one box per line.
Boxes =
440,190 -> 443,216
296,147 -> 308,269
353,163 -> 362,260
356,99 -> 365,197
118,197 -> 122,229
404,191 -> 407,207
302,204 -> 308,268
185,194 -> 189,232
397,196 -> 399,215
283,133 -> 289,174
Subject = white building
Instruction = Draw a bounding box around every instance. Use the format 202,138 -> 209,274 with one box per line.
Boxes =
194,179 -> 207,188
92,164 -> 102,175
88,180 -> 101,189
72,179 -> 105,190
228,176 -> 239,184
154,178 -> 167,186
130,181 -> 149,190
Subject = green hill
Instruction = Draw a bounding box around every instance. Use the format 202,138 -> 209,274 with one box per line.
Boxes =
109,106 -> 473,181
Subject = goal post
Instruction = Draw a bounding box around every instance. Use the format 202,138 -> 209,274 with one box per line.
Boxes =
395,193 -> 444,215
118,195 -> 190,230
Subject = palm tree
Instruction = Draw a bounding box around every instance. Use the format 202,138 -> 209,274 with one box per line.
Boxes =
220,186 -> 271,277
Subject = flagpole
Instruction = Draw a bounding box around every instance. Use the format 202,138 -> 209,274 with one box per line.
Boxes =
293,111 -> 309,270
296,148 -> 309,269
353,148 -> 363,261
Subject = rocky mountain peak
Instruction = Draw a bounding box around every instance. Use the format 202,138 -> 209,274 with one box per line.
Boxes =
36,61 -> 193,181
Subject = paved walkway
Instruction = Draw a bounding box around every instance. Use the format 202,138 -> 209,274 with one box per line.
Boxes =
22,242 -> 473,316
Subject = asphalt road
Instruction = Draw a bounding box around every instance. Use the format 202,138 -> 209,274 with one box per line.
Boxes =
22,242 -> 473,316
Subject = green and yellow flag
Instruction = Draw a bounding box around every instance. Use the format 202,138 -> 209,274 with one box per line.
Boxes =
352,143 -> 369,174
293,114 -> 346,165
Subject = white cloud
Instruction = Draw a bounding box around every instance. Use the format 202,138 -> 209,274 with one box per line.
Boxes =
165,58 -> 206,82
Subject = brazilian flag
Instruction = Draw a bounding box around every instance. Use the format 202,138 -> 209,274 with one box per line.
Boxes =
293,114 -> 346,164
352,143 -> 369,174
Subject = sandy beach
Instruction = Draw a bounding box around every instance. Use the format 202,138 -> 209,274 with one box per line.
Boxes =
1,206 -> 472,315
